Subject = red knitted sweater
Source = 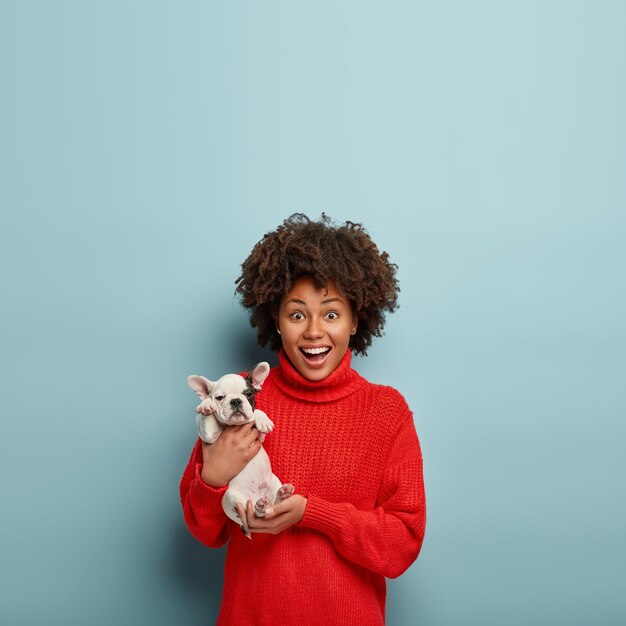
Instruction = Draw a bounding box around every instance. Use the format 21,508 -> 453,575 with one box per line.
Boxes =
179,349 -> 426,625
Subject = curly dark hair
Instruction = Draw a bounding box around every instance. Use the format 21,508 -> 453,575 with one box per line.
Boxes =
235,213 -> 400,355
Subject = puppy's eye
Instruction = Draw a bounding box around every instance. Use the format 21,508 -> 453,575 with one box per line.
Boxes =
244,390 -> 253,397
215,395 -> 224,401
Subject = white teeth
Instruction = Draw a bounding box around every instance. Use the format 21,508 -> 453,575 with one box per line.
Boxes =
302,347 -> 330,355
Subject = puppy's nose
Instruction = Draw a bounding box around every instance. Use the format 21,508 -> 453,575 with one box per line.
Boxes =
230,398 -> 243,409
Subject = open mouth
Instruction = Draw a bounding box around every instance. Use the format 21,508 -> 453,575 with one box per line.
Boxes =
299,346 -> 332,366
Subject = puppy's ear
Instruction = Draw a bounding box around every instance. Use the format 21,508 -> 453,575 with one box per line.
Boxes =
247,362 -> 270,390
187,375 -> 215,399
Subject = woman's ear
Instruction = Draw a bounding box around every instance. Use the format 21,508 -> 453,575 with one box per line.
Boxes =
350,309 -> 358,335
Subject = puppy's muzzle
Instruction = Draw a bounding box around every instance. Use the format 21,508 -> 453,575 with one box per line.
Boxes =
227,397 -> 248,424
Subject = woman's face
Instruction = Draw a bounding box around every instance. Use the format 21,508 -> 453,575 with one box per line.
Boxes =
277,275 -> 357,382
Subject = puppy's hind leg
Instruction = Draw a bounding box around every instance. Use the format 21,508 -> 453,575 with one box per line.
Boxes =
267,474 -> 295,505
276,482 -> 295,502
254,496 -> 271,517
222,488 -> 252,539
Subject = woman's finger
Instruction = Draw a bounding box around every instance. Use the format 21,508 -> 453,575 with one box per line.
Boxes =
241,427 -> 262,449
246,500 -> 255,524
235,502 -> 244,523
235,502 -> 250,536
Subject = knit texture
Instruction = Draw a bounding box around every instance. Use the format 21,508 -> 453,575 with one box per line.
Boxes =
179,349 -> 426,626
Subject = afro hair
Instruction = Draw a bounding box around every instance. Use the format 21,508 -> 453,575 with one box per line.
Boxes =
235,213 -> 400,355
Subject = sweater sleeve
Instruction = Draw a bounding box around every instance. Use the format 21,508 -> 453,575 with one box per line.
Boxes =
179,438 -> 234,548
296,409 -> 426,579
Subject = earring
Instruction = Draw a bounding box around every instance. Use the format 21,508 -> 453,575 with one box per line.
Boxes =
277,328 -> 281,335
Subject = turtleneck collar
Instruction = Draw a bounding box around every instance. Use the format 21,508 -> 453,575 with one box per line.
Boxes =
269,347 -> 366,403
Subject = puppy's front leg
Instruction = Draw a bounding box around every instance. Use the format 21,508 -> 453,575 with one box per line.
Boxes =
196,413 -> 222,444
253,409 -> 274,434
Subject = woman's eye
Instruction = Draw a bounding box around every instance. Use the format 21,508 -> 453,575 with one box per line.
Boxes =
326,312 -> 338,320
290,312 -> 304,321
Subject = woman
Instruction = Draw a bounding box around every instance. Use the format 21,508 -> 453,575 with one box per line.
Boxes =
180,213 -> 426,625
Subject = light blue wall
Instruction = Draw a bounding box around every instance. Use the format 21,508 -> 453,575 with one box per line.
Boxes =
1,2 -> 624,625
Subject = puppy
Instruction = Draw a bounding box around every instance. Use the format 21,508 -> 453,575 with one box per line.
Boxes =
187,362 -> 294,538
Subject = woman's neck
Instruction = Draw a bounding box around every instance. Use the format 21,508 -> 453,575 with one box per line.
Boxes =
269,348 -> 366,403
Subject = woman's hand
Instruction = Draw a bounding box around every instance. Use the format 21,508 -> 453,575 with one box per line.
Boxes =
200,422 -> 263,487
235,495 -> 308,536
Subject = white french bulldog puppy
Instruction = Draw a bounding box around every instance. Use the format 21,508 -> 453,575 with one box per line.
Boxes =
187,362 -> 294,538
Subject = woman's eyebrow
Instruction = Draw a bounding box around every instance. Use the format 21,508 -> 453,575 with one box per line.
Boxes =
285,297 -> 344,305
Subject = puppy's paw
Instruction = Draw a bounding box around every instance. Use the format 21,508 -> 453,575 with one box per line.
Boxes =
253,411 -> 275,434
254,496 -> 271,517
196,398 -> 216,416
277,483 -> 295,501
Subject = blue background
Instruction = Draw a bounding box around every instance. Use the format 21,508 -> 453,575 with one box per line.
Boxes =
1,2 -> 625,625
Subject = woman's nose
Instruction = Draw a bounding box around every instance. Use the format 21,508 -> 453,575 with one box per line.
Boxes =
304,317 -> 324,339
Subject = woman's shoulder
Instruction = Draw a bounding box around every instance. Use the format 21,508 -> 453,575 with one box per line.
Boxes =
358,375 -> 412,415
